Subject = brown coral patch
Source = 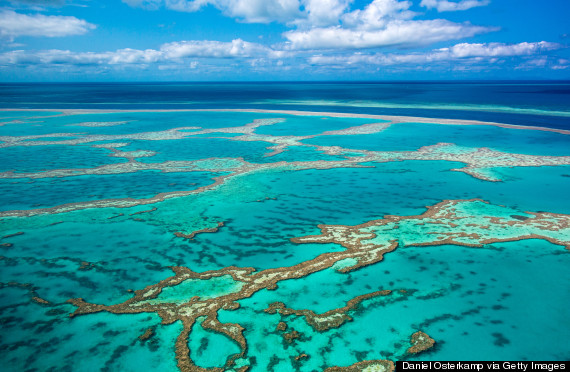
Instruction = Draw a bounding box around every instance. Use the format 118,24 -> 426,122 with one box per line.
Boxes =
1,231 -> 24,239
407,331 -> 435,355
276,321 -> 287,332
130,207 -> 158,216
283,330 -> 300,343
78,261 -> 95,271
31,296 -> 49,305
174,222 -> 225,240
139,327 -> 154,341
265,290 -> 392,332
294,353 -> 309,361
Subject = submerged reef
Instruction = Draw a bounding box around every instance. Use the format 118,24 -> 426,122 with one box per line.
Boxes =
1,112 -> 570,217
407,331 -> 436,355
1,110 -> 569,371
65,199 -> 569,371
265,290 -> 392,332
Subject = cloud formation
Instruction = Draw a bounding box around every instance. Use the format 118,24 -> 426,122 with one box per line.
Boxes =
0,10 -> 95,39
284,19 -> 491,50
122,0 -> 495,52
121,0 -> 397,26
299,0 -> 352,27
420,0 -> 490,12
219,0 -> 303,24
161,39 -> 285,58
284,0 -> 493,50
0,38 -> 281,66
123,0 -> 353,25
122,0 -> 304,23
446,41 -> 560,57
309,41 -> 563,66
2,0 -> 566,79
2,40 -> 562,73
122,0 -> 491,29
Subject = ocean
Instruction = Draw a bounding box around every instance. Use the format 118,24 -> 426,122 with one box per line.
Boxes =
1,81 -> 570,128
0,82 -> 568,371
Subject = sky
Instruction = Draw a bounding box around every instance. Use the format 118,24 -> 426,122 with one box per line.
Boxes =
0,0 -> 568,81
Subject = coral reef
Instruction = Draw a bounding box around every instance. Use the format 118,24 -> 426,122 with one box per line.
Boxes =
407,331 -> 435,355
63,199 -> 569,371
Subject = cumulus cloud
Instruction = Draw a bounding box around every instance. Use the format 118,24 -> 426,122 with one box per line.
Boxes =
221,0 -> 303,24
342,0 -> 416,29
161,38 -> 285,58
122,0 -> 496,52
309,41 -> 563,66
300,0 -> 352,27
281,0 -> 495,50
0,38 -> 283,66
123,0 -> 400,26
0,49 -> 142,65
0,10 -> 95,39
444,41 -> 560,57
122,0 -> 303,23
284,20 -> 491,50
420,0 -> 490,12
4,40 -> 560,73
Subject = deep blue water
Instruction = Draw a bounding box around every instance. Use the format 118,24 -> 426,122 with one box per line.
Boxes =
1,82 -> 570,130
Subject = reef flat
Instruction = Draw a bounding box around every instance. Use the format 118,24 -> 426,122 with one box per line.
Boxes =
1,111 -> 569,217
0,109 -> 569,371
67,198 -> 569,371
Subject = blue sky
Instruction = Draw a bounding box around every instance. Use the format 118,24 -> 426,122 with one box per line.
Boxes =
0,0 -> 568,81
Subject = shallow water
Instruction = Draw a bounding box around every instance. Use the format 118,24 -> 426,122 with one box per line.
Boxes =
0,86 -> 569,371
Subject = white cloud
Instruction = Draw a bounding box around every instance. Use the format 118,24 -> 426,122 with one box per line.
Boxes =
514,57 -> 547,70
0,10 -> 95,39
219,0 -> 303,24
309,41 -> 563,66
282,0 -> 494,50
160,39 -> 282,58
444,41 -> 560,57
342,0 -> 415,29
122,0 -> 303,23
284,19 -> 491,50
300,0 -> 352,27
0,38 -> 284,66
0,49 -> 126,65
5,40 -> 559,74
122,0 -> 495,53
420,0 -> 490,12
123,0 -> 401,26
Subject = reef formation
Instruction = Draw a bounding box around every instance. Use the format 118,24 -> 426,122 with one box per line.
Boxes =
65,199 -> 569,371
1,112 -> 570,218
1,110 -> 569,371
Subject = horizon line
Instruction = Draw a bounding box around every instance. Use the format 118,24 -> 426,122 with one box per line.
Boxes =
1,79 -> 570,84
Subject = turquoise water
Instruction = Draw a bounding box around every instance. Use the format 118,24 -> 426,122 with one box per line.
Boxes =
190,317 -> 242,368
0,104 -> 569,371
305,122 -> 570,156
121,137 -> 272,164
0,111 -> 281,137
217,238 -> 569,369
0,144 -> 126,173
254,115 -> 382,136
0,170 -> 218,210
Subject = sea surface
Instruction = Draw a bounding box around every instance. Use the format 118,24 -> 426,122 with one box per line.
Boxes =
0,82 -> 568,371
